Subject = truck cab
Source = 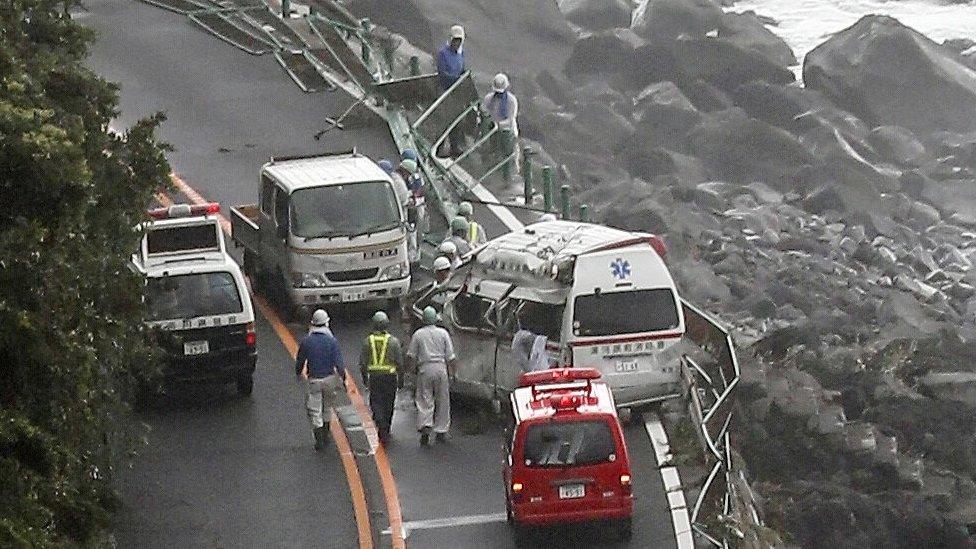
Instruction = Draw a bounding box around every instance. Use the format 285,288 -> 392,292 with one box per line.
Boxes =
504,368 -> 633,542
132,203 -> 257,396
231,151 -> 411,319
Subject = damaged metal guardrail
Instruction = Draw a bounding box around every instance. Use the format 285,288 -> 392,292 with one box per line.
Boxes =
681,299 -> 768,548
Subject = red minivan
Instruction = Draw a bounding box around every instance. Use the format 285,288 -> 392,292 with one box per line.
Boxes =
503,368 -> 633,543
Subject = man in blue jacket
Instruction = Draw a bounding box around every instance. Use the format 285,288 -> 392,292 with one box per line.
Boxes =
436,25 -> 467,157
295,309 -> 346,451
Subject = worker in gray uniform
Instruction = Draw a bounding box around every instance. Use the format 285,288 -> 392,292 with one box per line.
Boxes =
407,306 -> 457,445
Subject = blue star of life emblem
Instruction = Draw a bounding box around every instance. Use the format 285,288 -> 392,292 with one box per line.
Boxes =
610,258 -> 631,280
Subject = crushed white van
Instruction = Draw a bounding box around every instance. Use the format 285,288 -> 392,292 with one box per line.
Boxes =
414,220 -> 685,409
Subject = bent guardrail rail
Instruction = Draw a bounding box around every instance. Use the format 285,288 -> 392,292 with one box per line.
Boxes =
681,299 -> 769,548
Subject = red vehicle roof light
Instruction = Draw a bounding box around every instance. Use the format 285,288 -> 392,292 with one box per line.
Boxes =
147,202 -> 220,220
518,367 -> 601,388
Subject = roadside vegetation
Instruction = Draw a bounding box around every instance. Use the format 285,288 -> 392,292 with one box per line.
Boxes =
0,2 -> 171,545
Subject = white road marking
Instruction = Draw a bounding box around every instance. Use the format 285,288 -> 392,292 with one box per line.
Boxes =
645,416 -> 696,549
380,512 -> 508,537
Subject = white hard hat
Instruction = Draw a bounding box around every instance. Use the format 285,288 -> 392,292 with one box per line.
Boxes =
439,240 -> 457,255
492,73 -> 510,93
433,256 -> 452,271
538,213 -> 557,222
450,25 -> 465,40
311,309 -> 330,326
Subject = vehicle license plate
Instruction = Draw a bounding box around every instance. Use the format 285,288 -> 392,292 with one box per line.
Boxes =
615,359 -> 638,373
342,291 -> 366,302
559,484 -> 585,499
183,340 -> 209,356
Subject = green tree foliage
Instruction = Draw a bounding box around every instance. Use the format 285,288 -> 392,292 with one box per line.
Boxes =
0,2 -> 171,545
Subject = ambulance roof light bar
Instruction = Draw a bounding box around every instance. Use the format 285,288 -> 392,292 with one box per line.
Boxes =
147,202 -> 220,220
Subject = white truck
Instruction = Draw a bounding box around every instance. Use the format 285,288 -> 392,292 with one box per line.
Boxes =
132,203 -> 257,396
412,219 -> 685,410
230,151 -> 411,319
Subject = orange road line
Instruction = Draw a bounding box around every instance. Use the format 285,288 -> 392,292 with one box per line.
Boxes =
169,175 -> 377,549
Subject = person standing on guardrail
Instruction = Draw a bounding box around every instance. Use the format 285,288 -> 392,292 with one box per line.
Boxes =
437,25 -> 467,158
295,309 -> 346,451
484,73 -> 519,181
456,201 -> 486,247
408,306 -> 457,446
359,311 -> 404,446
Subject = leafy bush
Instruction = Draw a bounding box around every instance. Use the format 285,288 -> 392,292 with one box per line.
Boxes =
0,2 -> 171,545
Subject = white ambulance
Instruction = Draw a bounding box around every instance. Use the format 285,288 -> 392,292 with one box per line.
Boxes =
416,220 -> 685,409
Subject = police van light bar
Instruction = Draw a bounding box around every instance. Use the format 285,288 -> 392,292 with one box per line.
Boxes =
148,202 -> 220,220
519,367 -> 601,388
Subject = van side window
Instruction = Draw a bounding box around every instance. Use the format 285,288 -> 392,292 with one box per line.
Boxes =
274,186 -> 289,227
510,300 -> 563,342
452,293 -> 494,332
260,174 -> 274,215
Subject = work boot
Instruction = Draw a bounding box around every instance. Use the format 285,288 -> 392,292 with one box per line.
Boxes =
419,427 -> 431,446
313,426 -> 328,451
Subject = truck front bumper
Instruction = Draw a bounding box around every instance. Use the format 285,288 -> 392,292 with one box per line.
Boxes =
289,276 -> 411,306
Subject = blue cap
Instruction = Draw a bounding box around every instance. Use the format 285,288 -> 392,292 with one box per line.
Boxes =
378,159 -> 394,173
401,148 -> 418,161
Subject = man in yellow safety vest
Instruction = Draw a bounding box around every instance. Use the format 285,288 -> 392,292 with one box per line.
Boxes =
457,201 -> 486,247
358,311 -> 404,445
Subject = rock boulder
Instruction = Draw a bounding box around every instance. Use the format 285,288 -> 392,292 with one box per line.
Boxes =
804,15 -> 976,134
559,0 -> 632,31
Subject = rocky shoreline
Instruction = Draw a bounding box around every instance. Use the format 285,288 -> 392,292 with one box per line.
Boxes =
349,0 -> 976,544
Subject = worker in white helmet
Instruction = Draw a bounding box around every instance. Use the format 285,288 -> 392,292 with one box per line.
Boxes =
484,73 -> 520,181
437,25 -> 467,157
433,255 -> 453,284
295,309 -> 345,451
456,202 -> 486,247
538,212 -> 557,223
438,240 -> 461,271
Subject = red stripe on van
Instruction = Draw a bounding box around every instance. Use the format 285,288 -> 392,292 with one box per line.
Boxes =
568,331 -> 684,347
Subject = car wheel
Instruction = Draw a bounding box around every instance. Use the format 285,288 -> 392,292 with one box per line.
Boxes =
511,522 -> 531,547
614,517 -> 632,541
236,374 -> 254,397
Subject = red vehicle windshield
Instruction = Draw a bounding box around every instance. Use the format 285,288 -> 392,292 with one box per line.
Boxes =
521,419 -> 616,467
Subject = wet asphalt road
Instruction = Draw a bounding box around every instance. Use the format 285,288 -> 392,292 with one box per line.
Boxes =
84,2 -> 678,547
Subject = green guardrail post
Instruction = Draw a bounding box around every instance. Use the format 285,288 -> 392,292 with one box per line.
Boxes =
281,0 -> 290,18
542,166 -> 554,212
579,204 -> 589,222
410,56 -> 420,76
360,19 -> 372,65
560,184 -> 571,220
522,146 -> 534,206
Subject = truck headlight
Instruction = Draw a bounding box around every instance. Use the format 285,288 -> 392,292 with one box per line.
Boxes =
291,272 -> 327,288
379,262 -> 409,281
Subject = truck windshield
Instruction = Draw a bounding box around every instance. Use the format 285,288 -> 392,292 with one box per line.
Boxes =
146,272 -> 243,321
523,419 -> 615,467
573,288 -> 679,337
290,181 -> 400,239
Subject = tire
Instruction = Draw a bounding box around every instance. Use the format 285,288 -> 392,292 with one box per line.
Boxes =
236,374 -> 254,397
511,522 -> 531,547
613,517 -> 633,541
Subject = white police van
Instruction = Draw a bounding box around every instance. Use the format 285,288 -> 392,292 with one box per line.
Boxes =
132,203 -> 257,396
